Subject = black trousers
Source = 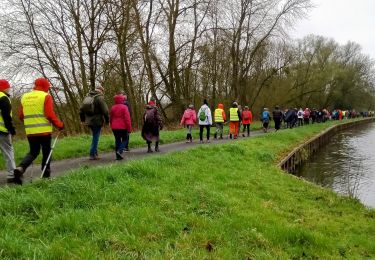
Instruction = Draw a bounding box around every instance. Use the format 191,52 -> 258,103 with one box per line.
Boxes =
242,124 -> 250,135
20,135 -> 52,172
199,125 -> 210,141
274,119 -> 281,130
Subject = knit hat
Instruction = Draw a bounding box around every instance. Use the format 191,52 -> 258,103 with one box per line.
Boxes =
148,99 -> 156,106
0,79 -> 10,91
34,78 -> 50,92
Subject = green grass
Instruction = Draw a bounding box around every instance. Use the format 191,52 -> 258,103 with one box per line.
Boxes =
0,121 -> 374,258
1,123 -> 263,170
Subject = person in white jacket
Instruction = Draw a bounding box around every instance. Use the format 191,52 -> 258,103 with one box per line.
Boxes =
297,108 -> 304,126
197,99 -> 212,143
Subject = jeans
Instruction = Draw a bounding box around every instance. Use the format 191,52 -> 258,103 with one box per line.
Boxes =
20,135 -> 52,173
124,132 -> 130,149
112,129 -> 128,153
0,133 -> 15,177
89,126 -> 102,156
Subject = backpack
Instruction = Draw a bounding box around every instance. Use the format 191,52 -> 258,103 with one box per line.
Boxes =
304,110 -> 310,118
199,108 -> 207,121
243,112 -> 250,120
262,111 -> 269,122
145,108 -> 156,124
81,94 -> 100,115
298,111 -> 303,117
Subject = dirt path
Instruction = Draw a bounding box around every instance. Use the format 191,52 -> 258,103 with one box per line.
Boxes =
0,129 -> 271,186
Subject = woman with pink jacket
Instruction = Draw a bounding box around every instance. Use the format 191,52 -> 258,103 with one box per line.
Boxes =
110,94 -> 132,160
180,104 -> 196,143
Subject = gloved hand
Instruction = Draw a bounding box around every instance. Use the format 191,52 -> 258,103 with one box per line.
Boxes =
58,122 -> 64,131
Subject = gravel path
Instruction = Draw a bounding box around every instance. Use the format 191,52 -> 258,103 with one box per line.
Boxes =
0,129 -> 270,186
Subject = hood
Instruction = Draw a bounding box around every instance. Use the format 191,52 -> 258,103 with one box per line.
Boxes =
33,78 -> 50,92
218,103 -> 224,109
0,79 -> 10,91
114,94 -> 125,104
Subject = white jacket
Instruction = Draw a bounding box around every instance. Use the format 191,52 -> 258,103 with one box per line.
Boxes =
297,109 -> 304,119
197,104 -> 212,125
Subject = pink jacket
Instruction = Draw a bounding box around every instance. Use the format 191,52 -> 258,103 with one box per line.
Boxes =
180,108 -> 196,126
110,95 -> 132,131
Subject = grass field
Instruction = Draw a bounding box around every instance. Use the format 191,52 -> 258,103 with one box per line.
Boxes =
0,121 -> 374,258
0,123 -> 263,170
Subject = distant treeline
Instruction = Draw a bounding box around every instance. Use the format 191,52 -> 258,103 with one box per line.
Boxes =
0,0 -> 374,133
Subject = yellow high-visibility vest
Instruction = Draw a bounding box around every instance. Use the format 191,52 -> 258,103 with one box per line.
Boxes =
214,108 -> 224,123
230,107 -> 239,121
21,90 -> 52,135
0,91 -> 11,133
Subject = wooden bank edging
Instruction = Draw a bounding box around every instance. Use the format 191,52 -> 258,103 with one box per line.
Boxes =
278,118 -> 375,174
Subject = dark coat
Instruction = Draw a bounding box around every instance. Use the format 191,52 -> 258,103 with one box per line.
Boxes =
141,105 -> 163,142
79,90 -> 109,127
0,93 -> 15,135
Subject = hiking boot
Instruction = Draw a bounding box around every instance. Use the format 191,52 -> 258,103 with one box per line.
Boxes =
219,135 -> 223,139
214,133 -> 217,139
6,177 -> 16,184
242,133 -> 245,137
13,167 -> 24,185
116,151 -> 123,160
124,148 -> 130,152
199,140 -> 203,144
155,146 -> 160,152
42,169 -> 51,178
147,148 -> 153,153
89,155 -> 100,160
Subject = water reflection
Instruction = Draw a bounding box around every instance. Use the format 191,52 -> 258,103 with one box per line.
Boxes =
297,122 -> 375,208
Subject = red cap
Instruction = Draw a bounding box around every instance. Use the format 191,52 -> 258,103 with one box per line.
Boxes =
0,79 -> 10,91
34,78 -> 50,92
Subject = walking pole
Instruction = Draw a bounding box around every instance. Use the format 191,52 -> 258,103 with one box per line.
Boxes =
41,132 -> 60,178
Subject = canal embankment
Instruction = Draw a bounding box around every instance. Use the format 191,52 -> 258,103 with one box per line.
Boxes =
0,121 -> 374,258
278,118 -> 375,174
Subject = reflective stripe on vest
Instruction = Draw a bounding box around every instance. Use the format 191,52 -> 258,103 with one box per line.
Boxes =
214,108 -> 224,123
21,90 -> 52,135
230,107 -> 239,121
0,92 -> 11,133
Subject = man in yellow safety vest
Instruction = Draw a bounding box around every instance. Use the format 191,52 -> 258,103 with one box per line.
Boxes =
213,103 -> 226,139
13,78 -> 64,184
0,79 -> 17,183
229,101 -> 242,139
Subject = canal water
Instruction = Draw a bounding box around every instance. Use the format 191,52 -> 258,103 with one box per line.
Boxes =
297,122 -> 375,208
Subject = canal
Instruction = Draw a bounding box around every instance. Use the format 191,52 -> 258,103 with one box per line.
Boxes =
297,122 -> 375,208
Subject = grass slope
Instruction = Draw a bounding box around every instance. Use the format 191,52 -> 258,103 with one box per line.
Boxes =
1,123 -> 263,170
0,122 -> 374,259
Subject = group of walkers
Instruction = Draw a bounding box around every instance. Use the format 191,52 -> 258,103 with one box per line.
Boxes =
0,79 -> 163,185
0,77 -> 372,185
180,100 -> 257,143
0,78 -> 64,185
274,107 -> 366,130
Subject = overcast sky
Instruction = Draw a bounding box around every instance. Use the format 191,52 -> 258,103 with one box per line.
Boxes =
291,0 -> 375,59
